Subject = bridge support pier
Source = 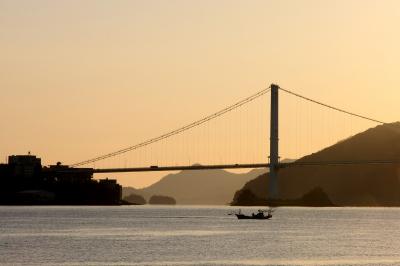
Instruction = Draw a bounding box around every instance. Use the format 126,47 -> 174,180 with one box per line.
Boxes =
269,84 -> 279,199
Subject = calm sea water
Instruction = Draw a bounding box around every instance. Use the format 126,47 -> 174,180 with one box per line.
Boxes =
1,206 -> 400,266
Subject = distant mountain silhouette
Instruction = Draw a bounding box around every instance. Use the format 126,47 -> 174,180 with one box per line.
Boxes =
123,167 -> 267,205
233,122 -> 400,206
122,187 -> 141,198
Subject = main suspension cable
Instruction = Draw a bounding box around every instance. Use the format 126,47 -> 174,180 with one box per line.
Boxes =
71,86 -> 272,167
279,87 -> 386,124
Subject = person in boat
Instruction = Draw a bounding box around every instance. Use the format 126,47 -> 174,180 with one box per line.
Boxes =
251,210 -> 261,218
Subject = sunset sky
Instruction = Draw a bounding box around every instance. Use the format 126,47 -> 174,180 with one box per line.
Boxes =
1,0 -> 399,187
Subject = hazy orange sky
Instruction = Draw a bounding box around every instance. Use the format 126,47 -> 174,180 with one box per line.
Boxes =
1,0 -> 399,188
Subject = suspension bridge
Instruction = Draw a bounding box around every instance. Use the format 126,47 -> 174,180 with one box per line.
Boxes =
65,84 -> 399,198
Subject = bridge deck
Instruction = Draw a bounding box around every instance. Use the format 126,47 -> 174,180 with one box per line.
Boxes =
56,160 -> 400,174
92,163 -> 270,173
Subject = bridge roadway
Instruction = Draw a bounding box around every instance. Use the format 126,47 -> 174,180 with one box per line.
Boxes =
57,160 -> 400,174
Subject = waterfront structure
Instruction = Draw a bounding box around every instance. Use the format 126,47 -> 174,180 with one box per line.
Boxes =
0,154 -> 121,205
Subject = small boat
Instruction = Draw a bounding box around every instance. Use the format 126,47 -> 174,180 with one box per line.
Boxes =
234,208 -> 273,220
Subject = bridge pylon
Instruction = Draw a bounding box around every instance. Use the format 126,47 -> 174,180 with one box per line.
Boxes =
269,83 -> 279,199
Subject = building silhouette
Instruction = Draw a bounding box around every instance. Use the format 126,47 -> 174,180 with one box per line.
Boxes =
0,154 -> 121,205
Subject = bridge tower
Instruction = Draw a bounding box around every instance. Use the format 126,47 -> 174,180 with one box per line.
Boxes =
269,84 -> 279,198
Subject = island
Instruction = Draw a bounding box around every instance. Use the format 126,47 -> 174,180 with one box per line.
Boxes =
149,195 -> 176,205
